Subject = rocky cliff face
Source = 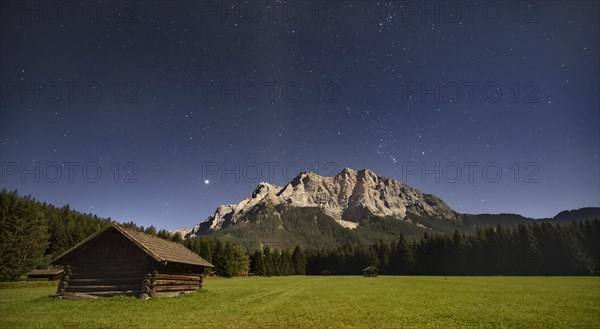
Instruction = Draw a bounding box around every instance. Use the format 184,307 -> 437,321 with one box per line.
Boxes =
186,168 -> 458,238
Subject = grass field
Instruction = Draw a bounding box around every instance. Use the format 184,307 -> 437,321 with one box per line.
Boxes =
0,276 -> 598,329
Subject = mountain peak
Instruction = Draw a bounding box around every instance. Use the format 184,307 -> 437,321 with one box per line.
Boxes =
337,167 -> 377,175
339,167 -> 357,174
256,181 -> 279,190
358,168 -> 378,176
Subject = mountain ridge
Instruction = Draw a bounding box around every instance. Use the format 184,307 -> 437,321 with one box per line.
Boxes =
185,168 -> 600,248
187,168 -> 458,236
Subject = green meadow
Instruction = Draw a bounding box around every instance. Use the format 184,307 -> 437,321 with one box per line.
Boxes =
1,276 -> 598,329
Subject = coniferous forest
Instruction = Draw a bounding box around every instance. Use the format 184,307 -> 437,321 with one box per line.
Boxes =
1,190 -> 598,281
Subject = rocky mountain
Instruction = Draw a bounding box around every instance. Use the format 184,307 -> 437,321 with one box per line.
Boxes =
185,168 -> 599,249
186,168 -> 463,247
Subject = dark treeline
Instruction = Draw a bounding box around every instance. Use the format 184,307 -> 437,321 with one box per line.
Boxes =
1,190 -> 598,280
183,238 -> 250,277
304,221 -> 600,276
250,246 -> 307,276
187,219 -> 600,277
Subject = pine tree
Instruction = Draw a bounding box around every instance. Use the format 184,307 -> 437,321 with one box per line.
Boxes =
233,245 -> 250,275
0,190 -> 49,281
157,229 -> 172,240
280,249 -> 294,275
217,242 -> 238,277
171,232 -> 184,244
251,250 -> 265,275
516,224 -> 540,274
145,225 -> 157,236
262,246 -> 274,276
292,245 -> 307,275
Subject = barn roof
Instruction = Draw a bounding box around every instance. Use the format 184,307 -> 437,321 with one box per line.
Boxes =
51,224 -> 213,267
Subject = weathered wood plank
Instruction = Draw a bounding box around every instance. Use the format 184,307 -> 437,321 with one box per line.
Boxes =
84,290 -> 140,296
160,269 -> 205,275
154,273 -> 201,281
67,284 -> 141,292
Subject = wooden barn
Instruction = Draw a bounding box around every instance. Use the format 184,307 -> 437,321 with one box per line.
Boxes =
26,268 -> 63,281
50,224 -> 213,299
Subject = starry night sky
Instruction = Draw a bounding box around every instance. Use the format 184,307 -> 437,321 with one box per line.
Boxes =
1,1 -> 598,230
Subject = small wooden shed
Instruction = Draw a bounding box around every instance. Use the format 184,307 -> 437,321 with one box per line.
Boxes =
362,266 -> 379,277
50,224 -> 213,299
26,268 -> 63,281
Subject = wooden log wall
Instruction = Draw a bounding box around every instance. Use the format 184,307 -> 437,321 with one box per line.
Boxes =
56,261 -> 148,299
55,261 -> 207,299
146,270 -> 204,298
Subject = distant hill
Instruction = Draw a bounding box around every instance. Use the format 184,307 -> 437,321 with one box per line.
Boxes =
459,208 -> 600,230
551,208 -> 600,222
